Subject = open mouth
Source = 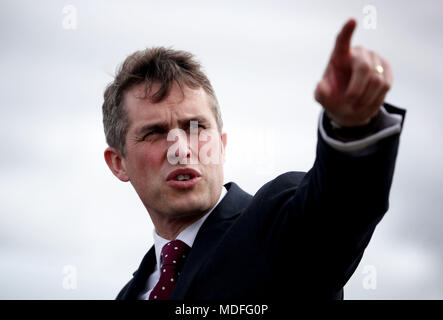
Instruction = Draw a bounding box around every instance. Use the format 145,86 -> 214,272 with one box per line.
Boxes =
175,174 -> 194,181
166,168 -> 201,189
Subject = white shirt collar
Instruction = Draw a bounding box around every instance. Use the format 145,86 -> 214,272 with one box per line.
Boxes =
152,186 -> 227,268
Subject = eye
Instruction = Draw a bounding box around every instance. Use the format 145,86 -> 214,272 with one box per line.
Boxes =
189,123 -> 206,130
143,130 -> 160,140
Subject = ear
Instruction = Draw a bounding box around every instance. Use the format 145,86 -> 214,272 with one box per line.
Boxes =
220,132 -> 227,163
104,147 -> 130,182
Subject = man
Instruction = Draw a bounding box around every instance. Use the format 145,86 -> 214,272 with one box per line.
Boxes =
103,19 -> 405,300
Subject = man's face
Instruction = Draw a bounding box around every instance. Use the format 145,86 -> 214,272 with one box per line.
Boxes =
117,82 -> 226,220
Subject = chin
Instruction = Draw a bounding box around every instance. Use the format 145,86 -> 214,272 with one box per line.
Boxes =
169,197 -> 209,217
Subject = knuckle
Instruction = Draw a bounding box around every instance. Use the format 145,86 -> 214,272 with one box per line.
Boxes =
371,76 -> 383,87
382,82 -> 391,92
346,90 -> 359,101
357,60 -> 371,73
351,46 -> 363,57
368,50 -> 377,58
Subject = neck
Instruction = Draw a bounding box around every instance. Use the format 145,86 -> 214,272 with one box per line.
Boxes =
151,212 -> 206,240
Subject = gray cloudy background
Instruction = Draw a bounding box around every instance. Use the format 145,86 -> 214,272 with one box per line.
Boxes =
1,0 -> 442,299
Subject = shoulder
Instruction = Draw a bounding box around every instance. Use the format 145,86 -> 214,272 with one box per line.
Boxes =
233,171 -> 308,227
254,171 -> 307,201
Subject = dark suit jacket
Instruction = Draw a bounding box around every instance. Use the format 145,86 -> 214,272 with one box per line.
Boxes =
117,104 -> 405,301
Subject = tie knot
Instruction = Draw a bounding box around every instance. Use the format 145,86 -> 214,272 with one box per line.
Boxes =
161,240 -> 190,266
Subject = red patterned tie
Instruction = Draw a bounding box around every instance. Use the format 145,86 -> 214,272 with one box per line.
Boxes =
149,239 -> 190,300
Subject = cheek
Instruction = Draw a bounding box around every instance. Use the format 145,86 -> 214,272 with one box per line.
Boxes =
198,131 -> 223,162
198,139 -> 224,182
130,144 -> 166,175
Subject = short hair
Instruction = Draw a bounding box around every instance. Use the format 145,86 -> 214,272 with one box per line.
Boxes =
102,47 -> 222,157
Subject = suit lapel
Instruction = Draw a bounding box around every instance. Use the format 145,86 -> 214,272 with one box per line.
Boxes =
118,246 -> 156,300
170,182 -> 252,299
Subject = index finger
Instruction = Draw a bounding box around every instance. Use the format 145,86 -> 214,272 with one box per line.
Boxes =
332,18 -> 357,61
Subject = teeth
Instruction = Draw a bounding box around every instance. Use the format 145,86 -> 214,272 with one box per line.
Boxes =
176,174 -> 192,181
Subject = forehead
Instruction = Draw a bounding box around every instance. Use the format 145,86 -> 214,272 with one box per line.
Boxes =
123,82 -> 214,129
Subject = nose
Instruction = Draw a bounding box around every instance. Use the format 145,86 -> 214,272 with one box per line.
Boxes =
167,128 -> 198,165
175,133 -> 191,162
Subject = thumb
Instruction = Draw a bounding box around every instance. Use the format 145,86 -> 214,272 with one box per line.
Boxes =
314,79 -> 332,107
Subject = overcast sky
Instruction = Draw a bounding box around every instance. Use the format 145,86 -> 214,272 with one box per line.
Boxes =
1,0 -> 442,299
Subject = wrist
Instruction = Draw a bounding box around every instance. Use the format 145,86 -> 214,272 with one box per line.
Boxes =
323,110 -> 383,142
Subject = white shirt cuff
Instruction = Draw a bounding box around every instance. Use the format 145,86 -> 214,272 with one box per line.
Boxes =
318,106 -> 403,152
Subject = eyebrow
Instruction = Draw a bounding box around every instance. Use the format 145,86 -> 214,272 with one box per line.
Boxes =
135,116 -> 211,136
